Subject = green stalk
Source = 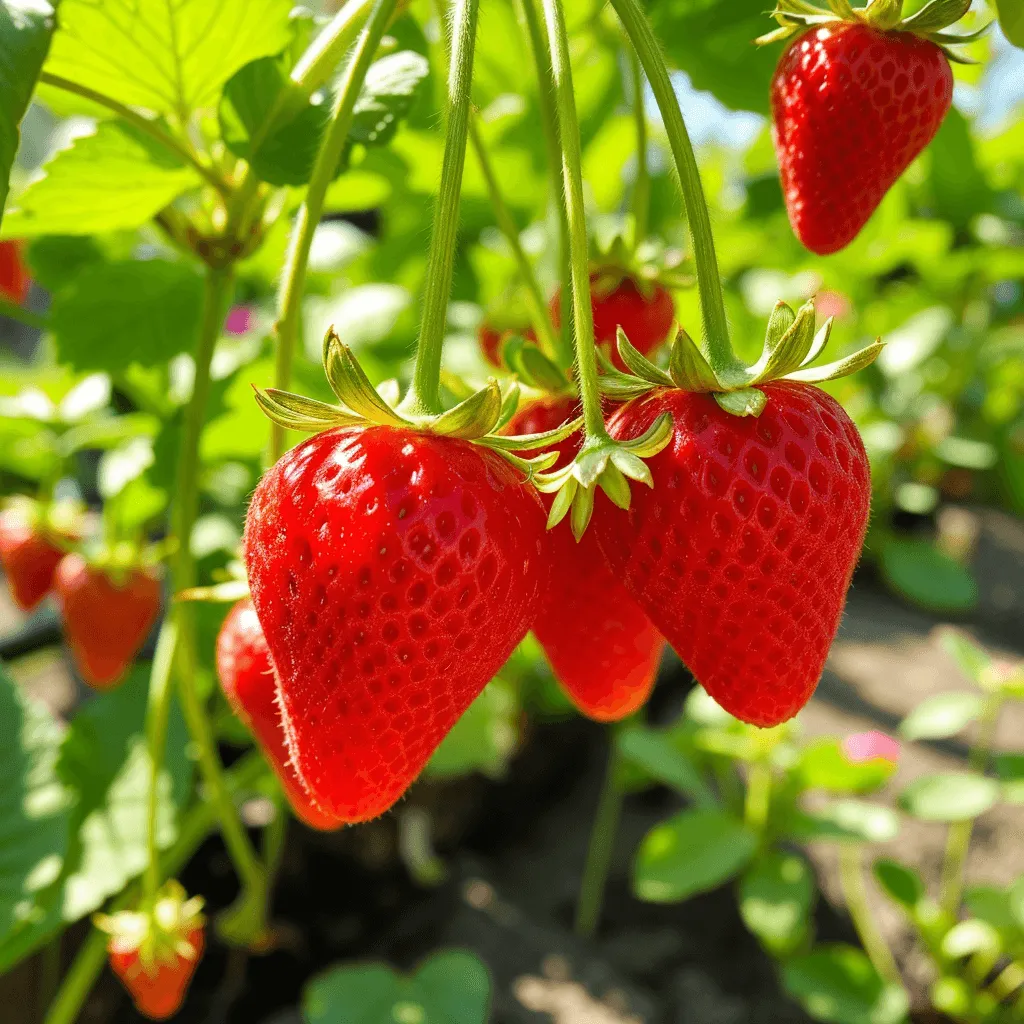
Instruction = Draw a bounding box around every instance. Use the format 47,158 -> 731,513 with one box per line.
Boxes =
609,0 -> 733,374
513,0 -> 573,369
939,694 -> 1003,916
408,0 -> 481,415
0,297 -> 47,330
743,760 -> 772,833
43,755 -> 267,1024
627,47 -> 650,249
575,737 -> 625,938
539,0 -> 607,439
839,845 -> 902,986
270,0 -> 401,461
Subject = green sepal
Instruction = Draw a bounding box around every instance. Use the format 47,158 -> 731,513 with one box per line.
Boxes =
759,0 -> 977,43
485,414 -> 583,451
899,0 -> 969,34
826,0 -> 857,16
176,580 -> 251,604
617,328 -> 673,386
376,378 -> 402,407
253,386 -> 364,432
801,316 -> 834,367
503,334 -> 570,392
323,329 -> 410,427
494,381 -> 521,432
545,472 -> 577,528
611,447 -> 654,487
784,340 -> 883,383
431,379 -> 503,439
620,411 -> 674,459
570,483 -> 596,541
598,462 -> 632,510
764,300 -> 796,349
927,23 -> 991,44
864,0 -> 904,30
475,445 -> 559,477
714,389 -> 767,417
668,328 -> 720,392
752,300 -> 818,384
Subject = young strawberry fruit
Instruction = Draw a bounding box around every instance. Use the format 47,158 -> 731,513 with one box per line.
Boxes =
0,239 -> 30,304
770,21 -> 953,254
551,273 -> 674,371
593,382 -> 870,726
244,426 -> 547,823
98,882 -> 204,1021
0,511 -> 66,612
216,599 -> 342,830
54,554 -> 161,688
510,396 -> 665,721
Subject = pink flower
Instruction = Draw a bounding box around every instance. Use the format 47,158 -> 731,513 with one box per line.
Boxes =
224,305 -> 254,336
842,730 -> 900,766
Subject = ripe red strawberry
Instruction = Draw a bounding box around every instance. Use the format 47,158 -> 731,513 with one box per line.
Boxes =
510,396 -> 664,721
216,600 -> 341,830
0,513 -> 65,611
0,240 -> 30,304
100,883 -> 204,1021
550,273 -> 674,371
593,383 -> 870,726
54,554 -> 161,688
244,426 -> 547,823
771,22 -> 952,255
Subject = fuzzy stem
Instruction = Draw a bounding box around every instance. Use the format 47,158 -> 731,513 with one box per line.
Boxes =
43,755 -> 267,1024
575,736 -> 625,938
270,0 -> 400,461
628,47 -> 650,249
939,694 -> 1003,916
839,845 -> 903,986
409,0 -> 481,416
513,0 -> 574,369
609,0 -> 733,374
539,0 -> 607,439
38,72 -> 227,194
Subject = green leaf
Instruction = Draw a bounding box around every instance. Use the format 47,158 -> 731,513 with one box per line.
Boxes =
782,945 -> 909,1024
898,773 -> 1000,822
0,667 -> 71,963
634,808 -> 757,903
899,692 -> 983,741
52,259 -> 204,372
2,122 -> 200,237
349,51 -> 430,149
796,738 -> 895,794
0,0 -> 54,226
43,0 -> 292,116
740,851 -> 815,955
936,629 -> 991,687
304,949 -> 491,1024
873,859 -> 925,910
926,108 -> 991,228
878,537 -> 978,613
964,885 -> 1022,944
424,680 -> 519,780
784,801 -> 900,844
996,0 -> 1024,46
617,726 -> 717,807
941,919 -> 1001,960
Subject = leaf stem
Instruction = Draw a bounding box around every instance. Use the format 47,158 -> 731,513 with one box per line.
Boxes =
270,0 -> 401,461
609,0 -> 734,374
575,732 -> 626,938
539,0 -> 607,439
939,693 -> 1003,916
628,47 -> 650,249
513,0 -> 574,368
743,760 -> 772,833
838,845 -> 903,986
408,0 -> 481,415
0,297 -> 47,330
37,72 -> 228,194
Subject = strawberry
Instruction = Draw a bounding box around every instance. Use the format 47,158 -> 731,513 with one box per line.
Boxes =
550,272 -> 674,371
510,395 -> 664,720
54,554 -> 161,688
478,321 -> 535,368
0,512 -> 66,612
770,21 -> 952,254
244,425 -> 547,823
98,882 -> 204,1021
216,599 -> 341,830
593,382 -> 870,726
0,240 -> 30,304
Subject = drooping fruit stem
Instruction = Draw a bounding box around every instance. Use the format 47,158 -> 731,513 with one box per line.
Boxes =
409,0 -> 481,416
540,0 -> 608,440
271,0 -> 401,461
628,47 -> 650,250
838,846 -> 903,985
610,0 -> 735,378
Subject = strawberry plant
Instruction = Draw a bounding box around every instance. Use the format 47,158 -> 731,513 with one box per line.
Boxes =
0,0 -> 1020,1021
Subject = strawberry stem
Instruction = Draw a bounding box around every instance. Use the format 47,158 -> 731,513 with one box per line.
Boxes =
540,0 -> 609,440
270,0 -> 401,461
409,0 -> 481,416
628,47 -> 650,251
610,0 -> 737,378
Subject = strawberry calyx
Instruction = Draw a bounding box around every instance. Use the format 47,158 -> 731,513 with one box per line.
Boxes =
589,215 -> 693,297
95,881 -> 204,977
757,0 -> 988,62
1,495 -> 83,549
78,537 -> 168,589
599,297 -> 883,418
255,326 -> 582,478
